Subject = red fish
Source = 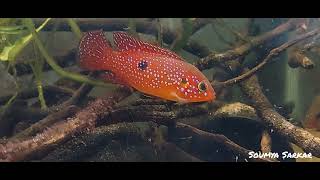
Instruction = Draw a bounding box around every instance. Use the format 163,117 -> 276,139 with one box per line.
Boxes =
78,30 -> 216,103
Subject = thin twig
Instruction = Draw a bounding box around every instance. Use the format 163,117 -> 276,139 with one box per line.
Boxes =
10,105 -> 79,141
10,83 -> 93,140
195,18 -> 302,70
23,18 -> 109,87
50,83 -> 93,112
211,23 -> 234,47
217,27 -> 320,87
0,85 -> 74,105
0,87 -> 132,161
41,122 -> 203,162
239,68 -> 320,157
174,122 -> 277,162
214,18 -> 250,43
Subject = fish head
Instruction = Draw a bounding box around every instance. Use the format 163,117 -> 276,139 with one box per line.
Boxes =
171,64 -> 216,103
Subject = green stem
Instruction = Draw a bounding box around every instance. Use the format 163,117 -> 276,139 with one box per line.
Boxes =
0,79 -> 19,115
30,41 -> 47,110
29,65 -> 47,109
3,92 -> 17,108
0,18 -> 51,61
66,18 -> 83,39
23,18 -> 109,87
36,80 -> 47,110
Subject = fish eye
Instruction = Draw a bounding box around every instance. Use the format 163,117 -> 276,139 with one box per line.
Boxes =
138,60 -> 148,70
198,81 -> 207,92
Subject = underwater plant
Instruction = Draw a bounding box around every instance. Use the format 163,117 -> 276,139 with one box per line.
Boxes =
0,18 -> 320,162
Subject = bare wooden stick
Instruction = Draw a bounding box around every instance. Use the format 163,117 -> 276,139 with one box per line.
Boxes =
0,85 -> 74,105
239,69 -> 320,157
10,105 -> 79,141
40,122 -> 203,162
195,18 -> 302,70
0,87 -> 132,161
104,103 -> 209,127
217,27 -> 320,87
174,122 -> 277,162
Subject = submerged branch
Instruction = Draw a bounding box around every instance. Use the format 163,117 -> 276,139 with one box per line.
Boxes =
103,102 -> 209,127
0,87 -> 132,161
217,27 -> 320,87
194,18 -> 302,70
3,18 -> 317,162
10,105 -> 79,141
41,122 -> 203,162
0,85 -> 74,105
173,122 -> 276,162
239,69 -> 320,157
10,83 -> 93,140
214,18 -> 250,43
50,83 -> 93,112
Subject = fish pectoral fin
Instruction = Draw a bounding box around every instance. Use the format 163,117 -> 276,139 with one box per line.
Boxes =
169,92 -> 188,104
99,71 -> 128,86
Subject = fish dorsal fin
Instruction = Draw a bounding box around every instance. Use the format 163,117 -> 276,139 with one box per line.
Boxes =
78,30 -> 111,70
113,32 -> 184,61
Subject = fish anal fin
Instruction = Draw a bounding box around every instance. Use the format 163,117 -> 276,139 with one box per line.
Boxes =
113,32 -> 184,61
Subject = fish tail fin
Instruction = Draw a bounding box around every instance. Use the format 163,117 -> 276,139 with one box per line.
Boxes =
78,30 -> 113,70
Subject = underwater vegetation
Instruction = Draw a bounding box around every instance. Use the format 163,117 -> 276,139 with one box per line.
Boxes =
0,18 -> 320,162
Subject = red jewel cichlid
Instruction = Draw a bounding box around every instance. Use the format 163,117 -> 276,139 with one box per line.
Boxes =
78,30 -> 216,103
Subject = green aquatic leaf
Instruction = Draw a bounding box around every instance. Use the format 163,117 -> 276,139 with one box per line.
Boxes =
0,18 -> 51,61
23,18 -> 109,87
0,18 -> 17,26
0,25 -> 26,34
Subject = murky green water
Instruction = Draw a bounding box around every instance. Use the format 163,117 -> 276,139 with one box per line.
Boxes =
0,18 -> 319,162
